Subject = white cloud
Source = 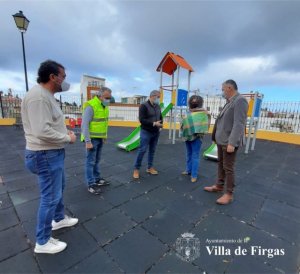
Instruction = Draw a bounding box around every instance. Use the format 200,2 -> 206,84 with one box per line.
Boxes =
67,82 -> 81,95
0,69 -> 36,95
191,55 -> 300,95
134,77 -> 143,82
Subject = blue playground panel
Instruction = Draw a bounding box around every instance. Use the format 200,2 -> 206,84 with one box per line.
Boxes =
177,89 -> 188,107
254,98 -> 262,117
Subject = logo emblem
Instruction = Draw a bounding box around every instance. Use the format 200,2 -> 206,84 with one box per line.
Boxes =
176,232 -> 200,262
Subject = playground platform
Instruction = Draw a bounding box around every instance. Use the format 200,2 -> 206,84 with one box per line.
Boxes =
0,126 -> 299,273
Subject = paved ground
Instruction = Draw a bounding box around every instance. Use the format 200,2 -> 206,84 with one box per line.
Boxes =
0,126 -> 299,274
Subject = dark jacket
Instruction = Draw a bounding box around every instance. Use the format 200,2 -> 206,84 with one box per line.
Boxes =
139,100 -> 163,133
212,93 -> 248,147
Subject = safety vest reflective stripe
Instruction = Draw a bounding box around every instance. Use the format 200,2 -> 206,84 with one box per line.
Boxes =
89,132 -> 107,137
92,118 -> 108,122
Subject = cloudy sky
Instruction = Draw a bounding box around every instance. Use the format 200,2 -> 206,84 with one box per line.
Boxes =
1,0 -> 300,102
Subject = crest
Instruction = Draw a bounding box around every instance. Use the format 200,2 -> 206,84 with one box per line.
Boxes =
175,232 -> 200,262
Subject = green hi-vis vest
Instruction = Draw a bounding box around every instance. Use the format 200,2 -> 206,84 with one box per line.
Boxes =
81,96 -> 109,141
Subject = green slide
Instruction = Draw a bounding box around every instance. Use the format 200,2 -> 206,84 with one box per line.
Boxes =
203,142 -> 218,160
116,103 -> 173,151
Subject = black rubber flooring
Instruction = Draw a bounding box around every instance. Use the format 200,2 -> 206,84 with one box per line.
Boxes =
0,126 -> 299,273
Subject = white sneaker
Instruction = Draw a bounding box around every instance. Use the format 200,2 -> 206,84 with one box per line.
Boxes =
34,237 -> 67,254
52,215 -> 78,231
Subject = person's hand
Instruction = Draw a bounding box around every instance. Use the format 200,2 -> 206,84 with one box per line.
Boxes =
153,121 -> 163,128
68,131 -> 76,144
227,144 -> 235,153
103,138 -> 107,144
86,142 -> 93,149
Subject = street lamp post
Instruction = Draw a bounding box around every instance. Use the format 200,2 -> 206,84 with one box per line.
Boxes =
0,91 -> 4,118
12,10 -> 30,92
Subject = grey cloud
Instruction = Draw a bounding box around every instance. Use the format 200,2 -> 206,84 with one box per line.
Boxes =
1,0 -> 300,98
117,1 -> 300,72
274,46 -> 300,72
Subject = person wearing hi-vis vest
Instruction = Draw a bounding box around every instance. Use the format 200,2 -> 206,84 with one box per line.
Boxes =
81,87 -> 112,195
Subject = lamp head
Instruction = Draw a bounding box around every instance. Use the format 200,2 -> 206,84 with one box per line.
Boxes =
13,10 -> 30,32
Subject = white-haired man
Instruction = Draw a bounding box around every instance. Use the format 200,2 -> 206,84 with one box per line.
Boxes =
204,80 -> 248,205
81,87 -> 112,194
133,90 -> 163,179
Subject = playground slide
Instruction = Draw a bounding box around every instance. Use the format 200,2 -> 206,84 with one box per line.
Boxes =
116,103 -> 173,151
203,143 -> 218,160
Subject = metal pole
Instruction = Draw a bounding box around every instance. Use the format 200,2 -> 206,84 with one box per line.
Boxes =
245,94 -> 257,154
169,72 -> 174,140
173,66 -> 180,144
180,70 -> 191,138
187,71 -> 191,99
249,93 -> 259,151
178,107 -> 182,138
251,93 -> 263,151
0,92 -> 4,118
21,32 -> 29,91
160,68 -> 163,91
60,95 -> 63,110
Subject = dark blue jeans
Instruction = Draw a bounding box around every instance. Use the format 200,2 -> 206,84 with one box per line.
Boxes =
185,138 -> 202,179
85,138 -> 103,186
25,149 -> 65,245
134,129 -> 160,170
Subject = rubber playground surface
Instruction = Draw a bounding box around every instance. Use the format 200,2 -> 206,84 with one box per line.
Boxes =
0,126 -> 299,273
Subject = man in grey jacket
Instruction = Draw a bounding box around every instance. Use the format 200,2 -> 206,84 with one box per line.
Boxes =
204,80 -> 248,205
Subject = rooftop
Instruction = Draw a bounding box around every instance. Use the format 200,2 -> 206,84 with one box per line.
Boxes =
0,126 -> 299,273
82,75 -> 106,81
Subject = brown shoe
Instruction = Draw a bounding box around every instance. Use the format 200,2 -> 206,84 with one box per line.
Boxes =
191,177 -> 197,183
146,167 -> 158,175
216,193 -> 233,205
133,169 -> 139,179
204,184 -> 224,192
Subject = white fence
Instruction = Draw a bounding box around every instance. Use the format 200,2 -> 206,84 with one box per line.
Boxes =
1,92 -> 299,133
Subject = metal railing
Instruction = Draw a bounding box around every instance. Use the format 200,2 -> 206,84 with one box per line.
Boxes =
258,101 -> 300,133
1,92 -> 299,133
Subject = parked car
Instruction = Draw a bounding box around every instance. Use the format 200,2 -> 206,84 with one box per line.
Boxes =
270,120 -> 294,133
279,124 -> 294,133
